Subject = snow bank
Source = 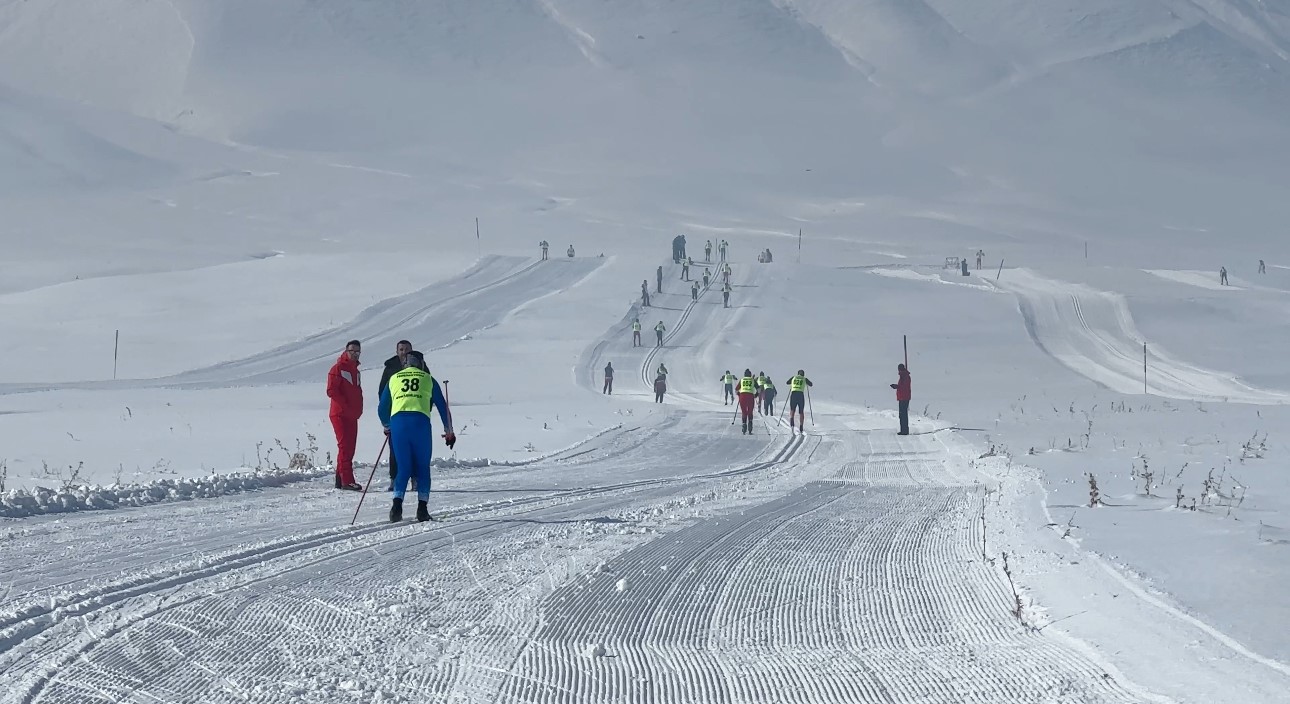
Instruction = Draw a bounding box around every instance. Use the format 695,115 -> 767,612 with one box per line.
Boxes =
0,456 -> 493,519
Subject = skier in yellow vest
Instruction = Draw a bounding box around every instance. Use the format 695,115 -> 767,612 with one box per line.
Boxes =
378,351 -> 456,522
631,318 -> 642,347
737,370 -> 758,434
785,370 -> 813,434
720,370 -> 736,405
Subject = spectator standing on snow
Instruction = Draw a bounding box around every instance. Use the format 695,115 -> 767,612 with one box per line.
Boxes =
654,321 -> 666,347
378,340 -> 413,487
326,340 -> 364,491
654,374 -> 667,403
641,280 -> 651,307
1259,259 -> 1266,274
567,245 -> 575,258
604,362 -> 614,394
786,370 -> 813,434
738,369 -> 758,435
657,265 -> 663,294
765,249 -> 772,263
1220,266 -> 1229,285
632,318 -> 642,347
378,351 -> 455,522
721,370 -> 736,405
540,241 -> 549,260
976,249 -> 984,270
890,363 -> 911,435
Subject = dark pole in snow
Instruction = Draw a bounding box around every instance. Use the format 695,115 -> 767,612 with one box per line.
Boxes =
113,330 -> 119,380
903,334 -> 908,368
1144,343 -> 1148,395
996,259 -> 1004,281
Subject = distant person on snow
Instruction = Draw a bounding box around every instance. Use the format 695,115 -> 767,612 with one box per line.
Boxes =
737,369 -> 758,435
654,374 -> 667,403
765,249 -> 772,263
705,240 -> 713,262
326,340 -> 364,491
632,318 -> 642,347
657,265 -> 663,293
378,351 -> 455,523
654,321 -> 666,347
1220,266 -> 1229,285
755,372 -> 768,414
976,249 -> 985,270
604,362 -> 614,394
641,280 -> 651,307
378,339 -> 413,488
722,281 -> 732,308
961,258 -> 970,276
721,370 -> 736,405
891,363 -> 912,435
691,281 -> 700,301
657,362 -> 668,379
703,268 -> 711,287
719,240 -> 728,262
682,257 -> 691,281
786,370 -> 813,434
540,241 -> 549,261
1259,259 -> 1266,274
567,245 -> 575,258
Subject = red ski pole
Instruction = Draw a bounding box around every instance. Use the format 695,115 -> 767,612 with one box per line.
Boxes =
350,436 -> 388,526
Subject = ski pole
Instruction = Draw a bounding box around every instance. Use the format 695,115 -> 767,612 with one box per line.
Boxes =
807,387 -> 815,426
731,403 -> 740,425
350,436 -> 388,526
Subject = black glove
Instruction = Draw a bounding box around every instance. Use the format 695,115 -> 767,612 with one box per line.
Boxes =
443,432 -> 456,449
890,384 -> 898,389
383,427 -> 391,436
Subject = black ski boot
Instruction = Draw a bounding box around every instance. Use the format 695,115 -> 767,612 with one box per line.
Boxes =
389,498 -> 403,523
334,474 -> 342,489
416,501 -> 432,522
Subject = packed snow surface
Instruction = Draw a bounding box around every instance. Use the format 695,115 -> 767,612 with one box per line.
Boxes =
3,0 -> 1290,702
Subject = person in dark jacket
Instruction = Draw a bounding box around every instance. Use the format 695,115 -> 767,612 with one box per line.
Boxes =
603,362 -> 614,394
377,340 -> 414,485
891,364 -> 911,435
654,374 -> 667,403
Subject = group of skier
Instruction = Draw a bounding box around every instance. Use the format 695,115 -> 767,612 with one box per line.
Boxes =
723,369 -> 811,434
326,339 -> 457,523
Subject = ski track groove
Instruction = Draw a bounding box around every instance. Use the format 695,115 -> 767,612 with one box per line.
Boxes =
5,432 -> 806,703
484,431 -> 1141,704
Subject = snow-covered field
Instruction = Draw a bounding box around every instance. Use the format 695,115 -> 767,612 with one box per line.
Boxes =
3,0 -> 1290,701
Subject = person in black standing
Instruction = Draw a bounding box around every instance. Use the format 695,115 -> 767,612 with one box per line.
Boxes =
603,362 -> 614,394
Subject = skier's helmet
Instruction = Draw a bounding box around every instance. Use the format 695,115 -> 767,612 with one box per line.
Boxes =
405,351 -> 427,370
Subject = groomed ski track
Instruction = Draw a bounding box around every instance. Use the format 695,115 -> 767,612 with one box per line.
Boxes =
0,256 -> 1183,703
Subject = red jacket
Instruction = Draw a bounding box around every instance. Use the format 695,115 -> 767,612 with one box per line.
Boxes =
895,369 -> 911,401
327,353 -> 363,419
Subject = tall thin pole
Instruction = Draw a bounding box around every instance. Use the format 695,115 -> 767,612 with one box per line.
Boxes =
996,259 -> 1004,281
797,229 -> 802,263
113,330 -> 119,380
903,334 -> 908,368
1143,343 -> 1148,394
475,218 -> 481,257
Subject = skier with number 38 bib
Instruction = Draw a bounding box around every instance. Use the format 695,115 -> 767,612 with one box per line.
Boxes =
378,351 -> 455,523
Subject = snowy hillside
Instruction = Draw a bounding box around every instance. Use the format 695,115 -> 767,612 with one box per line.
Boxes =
3,0 -> 1290,702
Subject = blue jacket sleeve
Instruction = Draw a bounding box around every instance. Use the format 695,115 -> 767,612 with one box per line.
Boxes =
431,379 -> 452,432
378,387 -> 392,427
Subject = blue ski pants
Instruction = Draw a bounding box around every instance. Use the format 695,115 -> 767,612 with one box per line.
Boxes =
390,411 -> 433,501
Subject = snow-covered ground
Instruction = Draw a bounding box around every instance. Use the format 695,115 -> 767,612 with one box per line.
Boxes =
3,0 -> 1290,701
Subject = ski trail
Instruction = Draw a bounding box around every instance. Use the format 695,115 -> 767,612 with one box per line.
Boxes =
998,268 -> 1290,404
490,432 -> 1142,703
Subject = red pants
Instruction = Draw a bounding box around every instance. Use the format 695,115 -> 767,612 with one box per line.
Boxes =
330,414 -> 358,484
738,393 -> 755,421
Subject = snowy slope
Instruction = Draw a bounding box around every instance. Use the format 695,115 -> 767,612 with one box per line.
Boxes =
3,0 -> 1290,702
